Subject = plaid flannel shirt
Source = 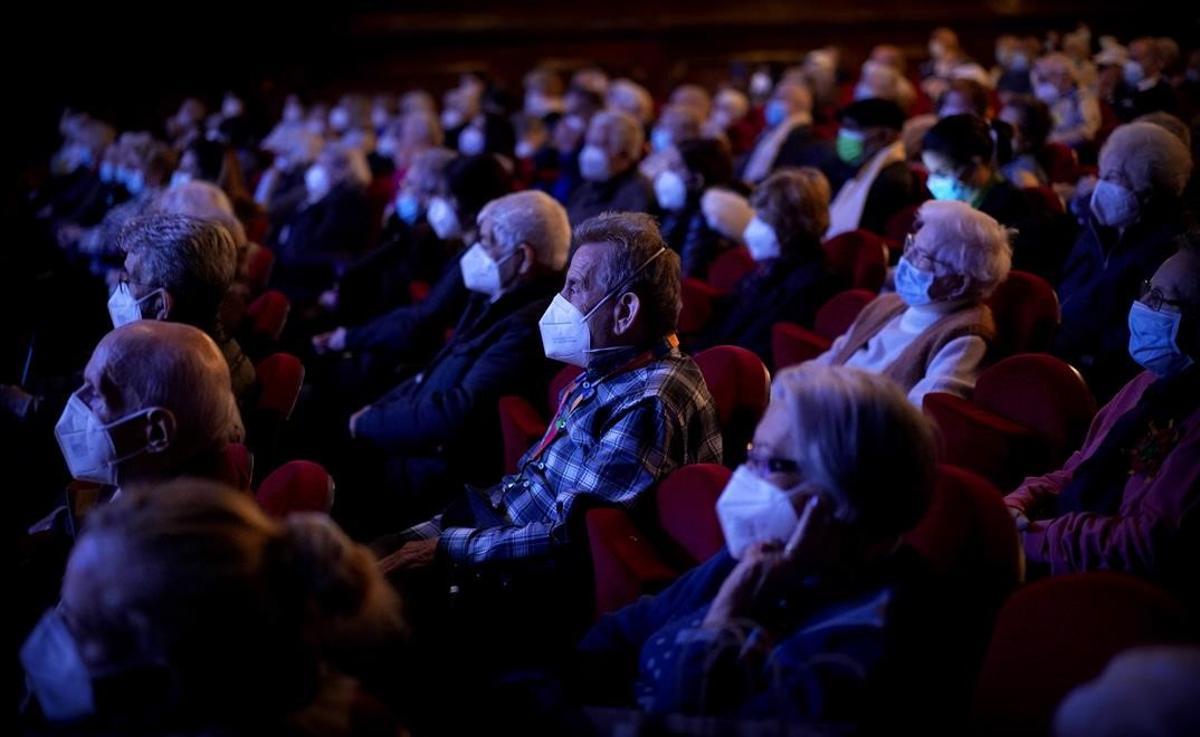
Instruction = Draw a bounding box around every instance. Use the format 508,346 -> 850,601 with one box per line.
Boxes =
405,343 -> 722,564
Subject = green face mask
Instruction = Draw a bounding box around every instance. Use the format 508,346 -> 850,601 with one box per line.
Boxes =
837,129 -> 866,164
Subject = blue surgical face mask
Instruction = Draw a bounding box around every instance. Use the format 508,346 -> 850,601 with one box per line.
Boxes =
894,255 -> 936,306
1091,179 -> 1140,228
395,192 -> 421,225
764,100 -> 789,128
1128,301 -> 1195,377
650,128 -> 673,153
927,172 -> 977,203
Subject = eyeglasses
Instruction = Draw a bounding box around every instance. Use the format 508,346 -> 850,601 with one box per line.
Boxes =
903,233 -> 956,274
1139,280 -> 1191,313
745,443 -> 800,475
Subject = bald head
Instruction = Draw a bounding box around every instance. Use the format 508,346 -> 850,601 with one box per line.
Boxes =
82,321 -> 243,485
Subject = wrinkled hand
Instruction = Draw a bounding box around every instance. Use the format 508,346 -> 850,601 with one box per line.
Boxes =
378,538 -> 439,574
312,327 -> 347,355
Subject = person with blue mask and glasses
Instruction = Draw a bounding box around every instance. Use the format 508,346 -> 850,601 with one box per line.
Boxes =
814,200 -> 1011,406
922,113 -> 1072,281
1006,235 -> 1200,592
740,81 -> 828,185
1055,122 -> 1192,402
639,104 -> 704,184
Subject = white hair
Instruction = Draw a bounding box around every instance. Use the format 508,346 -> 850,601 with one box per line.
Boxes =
319,142 -> 371,190
715,88 -> 749,119
1100,122 -> 1193,198
1055,646 -> 1200,737
589,110 -> 645,161
769,363 -> 936,537
153,181 -> 247,247
606,78 -> 654,123
774,80 -> 813,114
915,200 -> 1013,299
480,190 -> 571,271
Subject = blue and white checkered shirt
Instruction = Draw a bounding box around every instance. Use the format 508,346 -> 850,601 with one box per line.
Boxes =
402,343 -> 723,564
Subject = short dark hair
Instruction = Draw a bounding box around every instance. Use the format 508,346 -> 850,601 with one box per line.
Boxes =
923,114 -> 994,167
678,138 -> 735,190
1003,96 -> 1053,149
572,212 -> 681,339
938,78 -> 990,118
118,214 -> 236,328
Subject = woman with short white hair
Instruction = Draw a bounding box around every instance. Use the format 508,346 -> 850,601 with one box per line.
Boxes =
1055,121 -> 1193,400
579,363 -> 938,726
813,200 -> 1012,405
567,110 -> 654,225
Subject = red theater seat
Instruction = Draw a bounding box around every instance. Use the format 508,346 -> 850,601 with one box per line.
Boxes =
884,204 -> 922,251
255,353 -> 305,422
655,463 -> 731,566
679,277 -> 723,337
1022,185 -> 1065,215
985,270 -> 1061,358
586,507 -> 677,618
693,346 -> 771,467
243,245 -> 276,294
216,442 -> 254,492
706,246 -> 756,294
245,289 -> 290,343
971,573 -> 1188,737
823,229 -> 889,292
1041,141 -> 1080,185
771,289 -> 876,370
256,460 -> 335,517
922,354 -> 1096,490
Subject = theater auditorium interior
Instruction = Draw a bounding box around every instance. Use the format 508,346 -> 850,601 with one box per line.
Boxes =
7,1 -> 1200,735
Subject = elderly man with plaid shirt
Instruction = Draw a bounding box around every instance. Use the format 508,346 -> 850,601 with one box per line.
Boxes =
377,212 -> 723,574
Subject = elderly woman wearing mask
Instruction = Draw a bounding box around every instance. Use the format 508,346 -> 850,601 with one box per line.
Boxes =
814,200 -> 1011,406
1033,53 -> 1102,150
695,168 -> 835,366
20,481 -> 405,733
577,363 -> 940,729
1055,122 -> 1192,402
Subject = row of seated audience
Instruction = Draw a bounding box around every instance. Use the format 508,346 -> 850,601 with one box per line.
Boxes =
10,21 -> 1200,736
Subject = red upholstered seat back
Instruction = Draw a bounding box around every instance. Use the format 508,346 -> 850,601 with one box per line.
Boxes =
985,270 -> 1060,357
243,245 -> 276,294
693,346 -> 771,466
655,464 -> 731,566
586,507 -> 678,618
216,442 -> 254,492
256,460 -> 335,517
707,246 -> 756,294
822,229 -> 889,291
813,288 -> 876,340
245,289 -> 291,342
255,353 -> 305,421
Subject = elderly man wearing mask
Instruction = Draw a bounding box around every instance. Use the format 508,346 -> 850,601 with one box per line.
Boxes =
567,111 -> 654,224
740,81 -> 829,185
1034,54 -> 1102,150
335,191 -> 573,531
376,213 -> 721,594
577,364 -> 945,730
1115,37 -> 1180,122
20,481 -> 405,732
815,200 -> 1011,406
113,214 -> 256,404
1007,237 -> 1200,590
1055,122 -> 1192,401
825,98 -> 925,239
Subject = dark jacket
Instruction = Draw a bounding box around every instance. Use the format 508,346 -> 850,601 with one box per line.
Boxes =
771,127 -> 843,182
344,252 -> 471,363
1054,201 -> 1186,402
1114,79 -> 1179,122
335,219 -> 455,325
567,167 -> 654,225
830,159 -> 928,237
697,246 -> 836,366
978,178 -> 1078,282
353,275 -> 562,504
274,183 -> 372,296
660,203 -> 737,279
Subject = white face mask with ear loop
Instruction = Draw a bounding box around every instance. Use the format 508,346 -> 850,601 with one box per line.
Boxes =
107,282 -> 165,328
427,196 -> 463,240
538,247 -> 668,367
460,242 -> 520,298
716,466 -> 826,559
54,391 -> 172,486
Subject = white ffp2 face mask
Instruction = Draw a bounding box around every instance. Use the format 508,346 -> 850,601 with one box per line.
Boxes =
107,282 -> 163,328
579,144 -> 611,182
716,465 -> 802,559
427,196 -> 463,240
458,126 -> 486,156
654,170 -> 688,211
743,216 -> 781,261
54,391 -> 169,486
460,242 -> 517,298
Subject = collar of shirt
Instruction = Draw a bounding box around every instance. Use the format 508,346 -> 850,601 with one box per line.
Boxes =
899,298 -> 976,331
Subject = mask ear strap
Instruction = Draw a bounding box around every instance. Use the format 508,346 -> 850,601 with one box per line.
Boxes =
582,247 -> 669,320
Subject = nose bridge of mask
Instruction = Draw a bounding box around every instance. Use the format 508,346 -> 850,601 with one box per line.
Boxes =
580,246 -> 669,322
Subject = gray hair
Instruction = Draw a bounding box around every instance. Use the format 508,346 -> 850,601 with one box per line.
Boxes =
590,110 -> 645,161
915,200 -> 1013,299
118,214 -> 237,326
1101,122 -> 1194,198
403,147 -> 457,198
153,181 -> 247,248
480,191 -> 571,271
318,141 -> 371,190
771,363 -> 935,538
573,212 -> 680,339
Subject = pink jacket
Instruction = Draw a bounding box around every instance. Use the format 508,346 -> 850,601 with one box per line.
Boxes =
1004,371 -> 1200,576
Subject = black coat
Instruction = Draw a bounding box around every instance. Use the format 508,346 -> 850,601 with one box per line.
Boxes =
978,179 -> 1078,282
567,167 -> 654,225
274,183 -> 372,297
660,203 -> 738,279
696,247 -> 836,367
1054,201 -> 1186,402
830,159 -> 929,237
